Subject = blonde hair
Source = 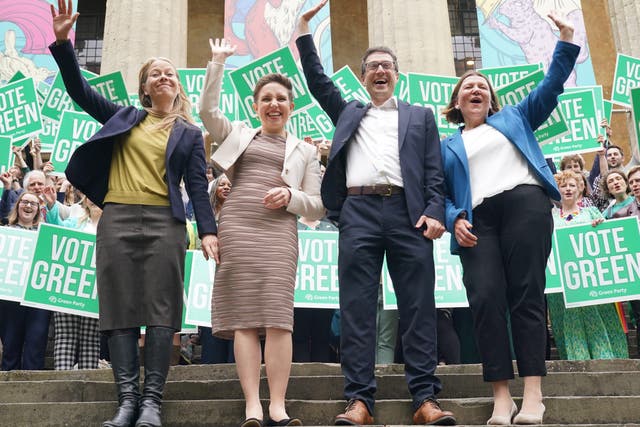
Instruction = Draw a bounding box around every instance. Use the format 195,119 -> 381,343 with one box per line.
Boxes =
138,57 -> 194,130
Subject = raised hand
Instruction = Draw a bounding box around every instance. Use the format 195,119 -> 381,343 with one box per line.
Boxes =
547,11 -> 574,43
297,0 -> 328,35
209,38 -> 236,64
50,0 -> 79,42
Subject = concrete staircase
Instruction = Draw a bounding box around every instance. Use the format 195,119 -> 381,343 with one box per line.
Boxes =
1,359 -> 640,426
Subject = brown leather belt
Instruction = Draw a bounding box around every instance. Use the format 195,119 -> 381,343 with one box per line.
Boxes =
347,185 -> 404,197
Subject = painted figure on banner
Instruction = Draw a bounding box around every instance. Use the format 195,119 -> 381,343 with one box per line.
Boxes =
478,0 -> 593,87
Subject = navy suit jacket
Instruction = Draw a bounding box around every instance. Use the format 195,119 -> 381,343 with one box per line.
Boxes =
49,40 -> 216,236
296,35 -> 445,226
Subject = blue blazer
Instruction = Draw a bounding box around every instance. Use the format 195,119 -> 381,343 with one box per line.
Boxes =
48,40 -> 216,237
296,35 -> 445,226
441,41 -> 580,254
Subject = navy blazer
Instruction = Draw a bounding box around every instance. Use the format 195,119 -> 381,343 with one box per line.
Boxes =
49,40 -> 216,236
440,41 -> 580,254
296,35 -> 445,226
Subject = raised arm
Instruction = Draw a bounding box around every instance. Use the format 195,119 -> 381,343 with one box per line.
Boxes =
49,0 -> 121,124
198,38 -> 236,143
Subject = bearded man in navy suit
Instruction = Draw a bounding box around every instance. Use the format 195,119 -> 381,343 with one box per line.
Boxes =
296,2 -> 455,425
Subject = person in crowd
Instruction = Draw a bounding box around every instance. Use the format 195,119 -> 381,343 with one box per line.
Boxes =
0,192 -> 49,371
49,2 -> 218,426
296,2 -> 453,426
621,166 -> 640,350
42,186 -> 103,370
440,12 -> 579,425
199,37 -> 324,427
602,169 -> 634,219
199,173 -> 235,365
547,170 -> 628,360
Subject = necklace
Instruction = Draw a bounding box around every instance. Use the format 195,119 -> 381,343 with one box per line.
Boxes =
560,207 -> 580,221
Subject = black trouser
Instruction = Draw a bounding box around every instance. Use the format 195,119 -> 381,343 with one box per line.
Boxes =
459,185 -> 552,382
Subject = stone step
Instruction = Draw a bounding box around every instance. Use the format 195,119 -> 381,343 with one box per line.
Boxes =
2,369 -> 640,403
3,359 -> 640,383
1,397 -> 639,426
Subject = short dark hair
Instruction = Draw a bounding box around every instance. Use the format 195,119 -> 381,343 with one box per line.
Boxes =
360,46 -> 398,76
252,73 -> 293,102
606,144 -> 624,157
600,169 -> 630,199
442,70 -> 501,125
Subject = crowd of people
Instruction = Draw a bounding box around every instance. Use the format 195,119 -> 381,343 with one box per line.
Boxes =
1,0 -> 640,426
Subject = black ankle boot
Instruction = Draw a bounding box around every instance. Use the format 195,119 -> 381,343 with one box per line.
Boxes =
103,331 -> 140,427
135,327 -> 174,427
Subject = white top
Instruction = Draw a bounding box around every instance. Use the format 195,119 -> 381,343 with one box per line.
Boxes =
346,96 -> 404,188
462,124 -> 541,209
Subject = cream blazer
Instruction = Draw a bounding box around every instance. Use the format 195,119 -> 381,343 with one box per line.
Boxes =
199,61 -> 325,220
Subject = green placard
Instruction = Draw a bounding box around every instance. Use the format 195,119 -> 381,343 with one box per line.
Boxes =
566,86 -> 605,124
38,116 -> 60,153
129,93 -> 143,109
294,230 -> 340,308
0,136 -> 11,172
178,68 -> 205,125
50,111 -> 102,173
184,250 -> 216,327
541,89 -> 600,157
407,73 -> 459,137
382,233 -> 469,309
305,103 -> 335,140
479,63 -> 542,89
0,227 -> 37,303
495,69 -> 568,145
23,224 -> 98,317
555,217 -> 640,308
81,71 -> 130,109
230,46 -> 313,127
631,87 -> 640,144
41,69 -> 97,122
545,241 -> 562,294
330,66 -> 370,104
603,99 -> 613,126
0,77 -> 43,141
611,53 -> 640,107
286,109 -> 325,141
394,72 -> 409,102
180,250 -> 198,333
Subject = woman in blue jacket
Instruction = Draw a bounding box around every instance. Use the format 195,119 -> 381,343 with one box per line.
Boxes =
440,12 -> 579,426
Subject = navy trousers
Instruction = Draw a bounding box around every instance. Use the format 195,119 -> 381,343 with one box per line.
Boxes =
0,301 -> 51,370
338,193 -> 441,415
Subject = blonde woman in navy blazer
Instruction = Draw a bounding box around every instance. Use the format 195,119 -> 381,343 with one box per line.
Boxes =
440,13 -> 579,426
50,2 -> 217,426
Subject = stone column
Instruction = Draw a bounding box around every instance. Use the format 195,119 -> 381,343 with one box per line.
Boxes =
366,0 -> 455,75
100,0 -> 188,92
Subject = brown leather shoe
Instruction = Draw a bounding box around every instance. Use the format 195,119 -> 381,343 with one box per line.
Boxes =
413,399 -> 456,425
334,399 -> 374,425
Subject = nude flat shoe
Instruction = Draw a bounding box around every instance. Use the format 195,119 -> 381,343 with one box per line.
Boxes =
487,400 -> 517,425
513,403 -> 545,425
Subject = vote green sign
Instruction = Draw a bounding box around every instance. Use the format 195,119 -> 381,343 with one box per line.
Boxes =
0,227 -> 37,303
50,111 -> 102,173
611,53 -> 640,107
184,250 -> 216,327
304,103 -> 335,140
394,72 -> 409,102
495,70 -> 568,145
41,69 -> 97,122
631,87 -> 640,144
331,66 -> 370,104
382,233 -> 469,309
295,230 -> 339,308
0,77 -> 43,141
230,46 -> 313,127
542,89 -> 600,157
545,242 -> 562,294
286,110 -> 325,141
407,73 -> 459,136
82,71 -> 130,108
479,63 -> 542,89
22,224 -> 98,318
0,136 -> 11,173
555,217 -> 640,308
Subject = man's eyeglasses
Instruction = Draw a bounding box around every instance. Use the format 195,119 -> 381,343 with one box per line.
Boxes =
364,61 -> 395,71
19,200 -> 40,208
